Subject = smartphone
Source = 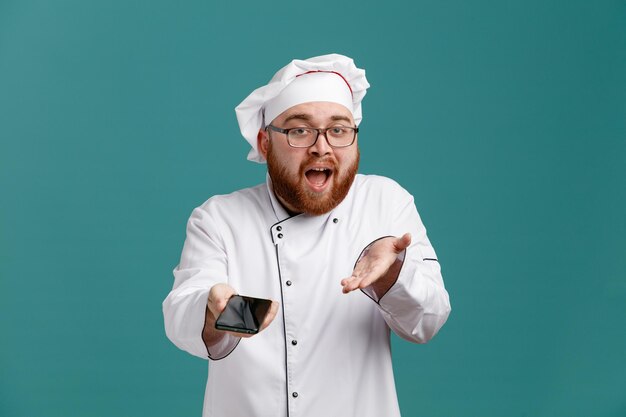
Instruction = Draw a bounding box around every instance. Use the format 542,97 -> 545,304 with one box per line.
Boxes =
214,295 -> 272,335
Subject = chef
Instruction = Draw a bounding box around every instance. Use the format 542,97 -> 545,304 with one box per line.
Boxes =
163,53 -> 451,417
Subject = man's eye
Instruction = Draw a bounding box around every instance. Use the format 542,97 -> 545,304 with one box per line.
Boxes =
291,128 -> 310,136
330,127 -> 347,135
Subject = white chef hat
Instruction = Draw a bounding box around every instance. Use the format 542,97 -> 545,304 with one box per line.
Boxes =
235,53 -> 370,163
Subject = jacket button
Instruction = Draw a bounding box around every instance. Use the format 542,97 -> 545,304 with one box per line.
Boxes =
333,218 -> 338,223
277,233 -> 283,239
276,226 -> 282,231
286,280 -> 292,286
292,392 -> 298,398
291,340 -> 297,345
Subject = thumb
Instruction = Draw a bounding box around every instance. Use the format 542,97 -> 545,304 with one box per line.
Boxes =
394,233 -> 411,252
208,284 -> 236,317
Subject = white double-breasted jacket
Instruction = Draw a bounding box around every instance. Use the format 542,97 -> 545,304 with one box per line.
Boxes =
163,174 -> 451,417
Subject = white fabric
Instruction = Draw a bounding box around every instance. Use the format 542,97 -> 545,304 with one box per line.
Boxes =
163,174 -> 451,417
263,71 -> 354,125
235,54 -> 370,164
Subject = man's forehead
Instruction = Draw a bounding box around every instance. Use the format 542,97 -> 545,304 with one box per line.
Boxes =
278,102 -> 354,124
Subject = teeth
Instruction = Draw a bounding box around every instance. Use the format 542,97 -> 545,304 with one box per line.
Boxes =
311,168 -> 328,171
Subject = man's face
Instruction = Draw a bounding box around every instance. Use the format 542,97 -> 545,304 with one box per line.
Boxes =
258,101 -> 360,216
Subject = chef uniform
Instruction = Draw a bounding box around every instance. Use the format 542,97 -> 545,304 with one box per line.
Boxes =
163,54 -> 451,417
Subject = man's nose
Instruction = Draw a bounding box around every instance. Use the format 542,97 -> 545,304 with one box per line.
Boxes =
308,131 -> 332,156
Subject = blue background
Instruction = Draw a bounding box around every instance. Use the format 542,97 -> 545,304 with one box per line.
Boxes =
1,0 -> 625,416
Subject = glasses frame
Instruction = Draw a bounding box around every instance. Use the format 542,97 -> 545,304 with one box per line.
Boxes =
266,125 -> 359,148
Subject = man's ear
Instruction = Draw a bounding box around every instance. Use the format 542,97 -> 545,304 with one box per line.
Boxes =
257,129 -> 269,159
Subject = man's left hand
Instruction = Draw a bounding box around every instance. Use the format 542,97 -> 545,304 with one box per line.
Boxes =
341,233 -> 411,297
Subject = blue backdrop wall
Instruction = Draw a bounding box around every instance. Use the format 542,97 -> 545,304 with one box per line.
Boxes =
1,1 -> 625,416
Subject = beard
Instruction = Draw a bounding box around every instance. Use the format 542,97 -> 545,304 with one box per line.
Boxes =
266,144 -> 359,216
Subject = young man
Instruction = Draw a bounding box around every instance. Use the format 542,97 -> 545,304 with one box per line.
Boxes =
163,54 -> 451,417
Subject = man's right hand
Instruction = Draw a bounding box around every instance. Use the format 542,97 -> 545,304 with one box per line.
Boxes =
203,283 -> 280,347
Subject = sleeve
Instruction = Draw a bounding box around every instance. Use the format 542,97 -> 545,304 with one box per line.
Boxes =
361,187 -> 451,344
162,205 -> 241,360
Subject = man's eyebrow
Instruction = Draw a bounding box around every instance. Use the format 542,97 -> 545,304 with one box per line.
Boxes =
330,115 -> 352,124
283,113 -> 312,123
283,114 -> 353,125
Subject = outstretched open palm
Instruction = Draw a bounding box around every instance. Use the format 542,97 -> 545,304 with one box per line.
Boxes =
341,233 -> 411,296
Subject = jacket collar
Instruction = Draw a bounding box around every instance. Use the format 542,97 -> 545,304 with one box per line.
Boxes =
266,173 -> 293,222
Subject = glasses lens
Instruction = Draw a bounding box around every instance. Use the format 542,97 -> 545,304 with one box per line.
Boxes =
285,126 -> 356,148
327,126 -> 355,147
287,128 -> 317,147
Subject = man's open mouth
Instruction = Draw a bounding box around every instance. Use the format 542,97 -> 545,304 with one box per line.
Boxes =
304,167 -> 333,191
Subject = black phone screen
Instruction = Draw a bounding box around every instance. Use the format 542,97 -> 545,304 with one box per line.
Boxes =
214,295 -> 272,334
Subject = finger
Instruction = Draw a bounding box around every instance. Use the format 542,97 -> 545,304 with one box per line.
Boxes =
340,274 -> 359,287
217,284 -> 237,300
356,273 -> 380,290
341,270 -> 360,287
356,265 -> 386,289
345,261 -> 392,293
223,329 -> 256,339
208,283 -> 234,302
208,298 -> 226,318
342,275 -> 365,293
342,260 -> 378,292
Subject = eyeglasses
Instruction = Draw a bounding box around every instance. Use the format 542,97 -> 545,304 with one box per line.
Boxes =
266,125 -> 358,148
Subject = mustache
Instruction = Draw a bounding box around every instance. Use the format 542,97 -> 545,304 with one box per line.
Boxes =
299,156 -> 338,171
